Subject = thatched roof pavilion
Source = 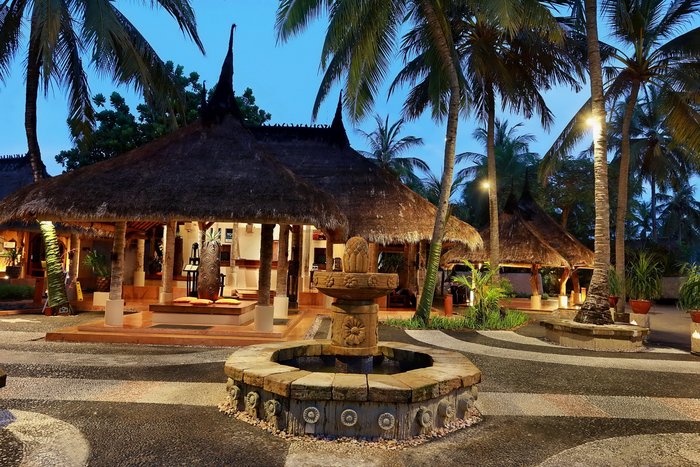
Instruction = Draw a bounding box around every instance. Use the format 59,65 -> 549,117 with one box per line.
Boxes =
441,194 -> 568,269
517,182 -> 594,268
251,106 -> 482,248
0,39 -> 346,235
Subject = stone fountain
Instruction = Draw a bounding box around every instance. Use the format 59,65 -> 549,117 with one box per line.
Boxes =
224,237 -> 481,439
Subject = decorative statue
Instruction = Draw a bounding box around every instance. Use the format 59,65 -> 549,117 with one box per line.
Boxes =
198,229 -> 221,300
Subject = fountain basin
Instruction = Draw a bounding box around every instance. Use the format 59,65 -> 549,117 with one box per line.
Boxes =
313,271 -> 398,301
224,340 -> 481,439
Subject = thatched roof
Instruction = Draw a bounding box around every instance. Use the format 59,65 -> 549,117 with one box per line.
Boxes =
442,195 -> 568,269
0,31 -> 347,233
250,104 -> 482,247
517,183 -> 594,268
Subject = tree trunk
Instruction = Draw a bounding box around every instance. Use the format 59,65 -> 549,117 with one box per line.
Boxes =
486,87 -> 500,276
615,81 -> 640,313
258,224 -> 274,306
109,222 -> 126,301
28,17 -> 72,314
39,221 -> 73,314
574,0 -> 613,325
561,205 -> 571,230
276,224 -> 290,297
414,1 -> 460,324
651,174 -> 657,242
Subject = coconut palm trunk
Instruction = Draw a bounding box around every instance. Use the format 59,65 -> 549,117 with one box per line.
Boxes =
574,0 -> 613,325
650,173 -> 657,241
486,87 -> 500,275
614,81 -> 640,312
27,18 -> 72,314
258,224 -> 274,307
414,0 -> 461,324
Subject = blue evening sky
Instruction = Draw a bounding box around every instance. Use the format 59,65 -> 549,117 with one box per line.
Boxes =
0,1 -> 697,199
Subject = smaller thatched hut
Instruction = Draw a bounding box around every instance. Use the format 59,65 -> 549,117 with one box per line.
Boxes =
442,194 -> 568,296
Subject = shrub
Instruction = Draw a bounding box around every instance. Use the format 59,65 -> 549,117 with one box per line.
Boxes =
384,309 -> 529,331
679,263 -> 700,312
0,284 -> 34,300
626,251 -> 662,300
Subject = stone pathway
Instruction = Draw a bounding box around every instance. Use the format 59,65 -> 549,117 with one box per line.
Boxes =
0,319 -> 699,466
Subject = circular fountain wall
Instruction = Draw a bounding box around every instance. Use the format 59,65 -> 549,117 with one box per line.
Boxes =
223,237 -> 481,439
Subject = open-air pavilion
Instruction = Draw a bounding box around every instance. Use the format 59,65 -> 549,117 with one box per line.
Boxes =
442,193 -> 569,306
0,32 -> 482,343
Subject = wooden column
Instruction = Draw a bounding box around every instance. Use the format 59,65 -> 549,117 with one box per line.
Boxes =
160,221 -> 176,303
572,268 -> 581,304
258,224 -> 274,306
560,267 -> 571,296
368,242 -> 379,273
105,221 -> 126,326
276,225 -> 290,296
406,243 -> 418,293
288,225 -> 302,307
530,264 -> 541,296
325,238 -> 333,271
134,238 -> 146,287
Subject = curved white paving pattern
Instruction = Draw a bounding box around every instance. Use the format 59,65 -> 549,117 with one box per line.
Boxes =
538,433 -> 700,466
476,330 -> 687,354
406,330 -> 700,374
0,409 -> 90,467
0,347 -> 231,367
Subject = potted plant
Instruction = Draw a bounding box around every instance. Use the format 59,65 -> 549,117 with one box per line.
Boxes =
626,252 -> 662,314
608,266 -> 621,308
83,250 -> 111,292
3,248 -> 22,279
679,264 -> 700,323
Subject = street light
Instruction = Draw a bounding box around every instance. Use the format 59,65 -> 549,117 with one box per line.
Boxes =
481,180 -> 490,190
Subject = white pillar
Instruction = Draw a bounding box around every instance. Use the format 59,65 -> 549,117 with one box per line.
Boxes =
301,225 -> 311,292
105,221 -> 126,326
134,238 -> 146,287
159,221 -> 176,304
274,224 -> 290,319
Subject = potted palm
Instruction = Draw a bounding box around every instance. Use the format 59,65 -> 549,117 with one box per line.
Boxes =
679,264 -> 700,323
83,250 -> 111,292
608,266 -> 622,308
3,248 -> 22,279
626,252 -> 662,314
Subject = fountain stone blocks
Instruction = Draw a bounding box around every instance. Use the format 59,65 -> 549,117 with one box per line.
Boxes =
224,237 -> 482,439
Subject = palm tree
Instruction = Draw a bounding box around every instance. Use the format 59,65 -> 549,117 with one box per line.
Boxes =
628,89 -> 699,242
357,114 -> 429,184
446,11 -> 582,276
575,0 -> 614,324
277,1 -> 570,323
658,183 -> 700,247
0,0 -> 202,313
628,199 -> 653,241
544,0 -> 700,311
457,119 -> 540,207
418,170 -> 466,206
276,1 -> 467,324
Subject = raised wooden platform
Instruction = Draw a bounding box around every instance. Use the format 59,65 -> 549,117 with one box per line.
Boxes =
149,300 -> 257,326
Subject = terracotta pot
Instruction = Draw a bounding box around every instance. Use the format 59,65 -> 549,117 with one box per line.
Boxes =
95,277 -> 110,292
690,311 -> 700,324
629,299 -> 652,314
608,296 -> 619,308
444,294 -> 453,317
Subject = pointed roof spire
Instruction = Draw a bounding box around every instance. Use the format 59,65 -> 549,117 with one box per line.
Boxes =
330,92 -> 350,147
203,24 -> 242,124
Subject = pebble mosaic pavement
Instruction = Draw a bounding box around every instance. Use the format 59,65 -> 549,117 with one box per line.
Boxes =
0,316 -> 699,466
